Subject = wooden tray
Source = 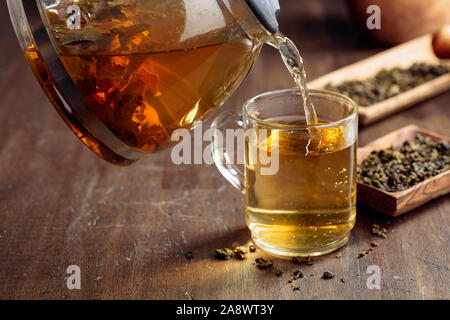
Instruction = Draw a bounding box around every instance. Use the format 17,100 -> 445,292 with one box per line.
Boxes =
357,125 -> 450,216
308,35 -> 450,126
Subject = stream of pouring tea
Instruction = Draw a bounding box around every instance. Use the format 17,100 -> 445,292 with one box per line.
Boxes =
268,33 -> 318,125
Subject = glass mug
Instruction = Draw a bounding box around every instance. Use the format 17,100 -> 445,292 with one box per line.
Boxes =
211,89 -> 358,256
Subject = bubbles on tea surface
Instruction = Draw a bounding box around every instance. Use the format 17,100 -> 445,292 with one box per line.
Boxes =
255,120 -> 347,157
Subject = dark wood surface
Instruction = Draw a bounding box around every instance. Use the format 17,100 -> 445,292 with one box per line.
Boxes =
0,0 -> 448,300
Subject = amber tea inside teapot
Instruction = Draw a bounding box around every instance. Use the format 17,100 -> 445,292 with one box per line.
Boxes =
8,0 -> 280,165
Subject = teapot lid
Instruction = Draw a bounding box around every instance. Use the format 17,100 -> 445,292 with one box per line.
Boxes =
246,0 -> 280,34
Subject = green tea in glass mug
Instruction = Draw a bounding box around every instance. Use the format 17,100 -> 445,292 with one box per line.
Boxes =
212,89 -> 358,256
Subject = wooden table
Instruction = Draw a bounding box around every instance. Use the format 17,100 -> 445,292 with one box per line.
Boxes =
0,0 -> 448,300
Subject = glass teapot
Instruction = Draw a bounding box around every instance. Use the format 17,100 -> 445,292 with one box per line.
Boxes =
8,0 -> 280,165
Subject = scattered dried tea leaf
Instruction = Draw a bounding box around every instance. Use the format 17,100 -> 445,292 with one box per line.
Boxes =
340,278 -> 345,283
235,252 -> 246,260
275,270 -> 284,277
292,256 -> 313,265
233,246 -> 248,254
215,248 -> 234,260
371,241 -> 379,247
233,246 -> 248,260
322,271 -> 335,279
249,245 -> 256,252
292,270 -> 304,280
336,247 -> 348,258
358,248 -> 373,258
371,224 -> 387,238
292,284 -> 301,291
255,258 -> 273,269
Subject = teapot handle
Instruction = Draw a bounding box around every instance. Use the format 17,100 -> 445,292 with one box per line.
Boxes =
246,0 -> 280,34
210,111 -> 245,193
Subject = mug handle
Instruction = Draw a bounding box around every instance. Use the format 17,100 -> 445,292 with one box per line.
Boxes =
210,111 -> 245,193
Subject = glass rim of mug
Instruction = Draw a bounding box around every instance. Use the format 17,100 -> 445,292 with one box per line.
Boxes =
243,88 -> 358,130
